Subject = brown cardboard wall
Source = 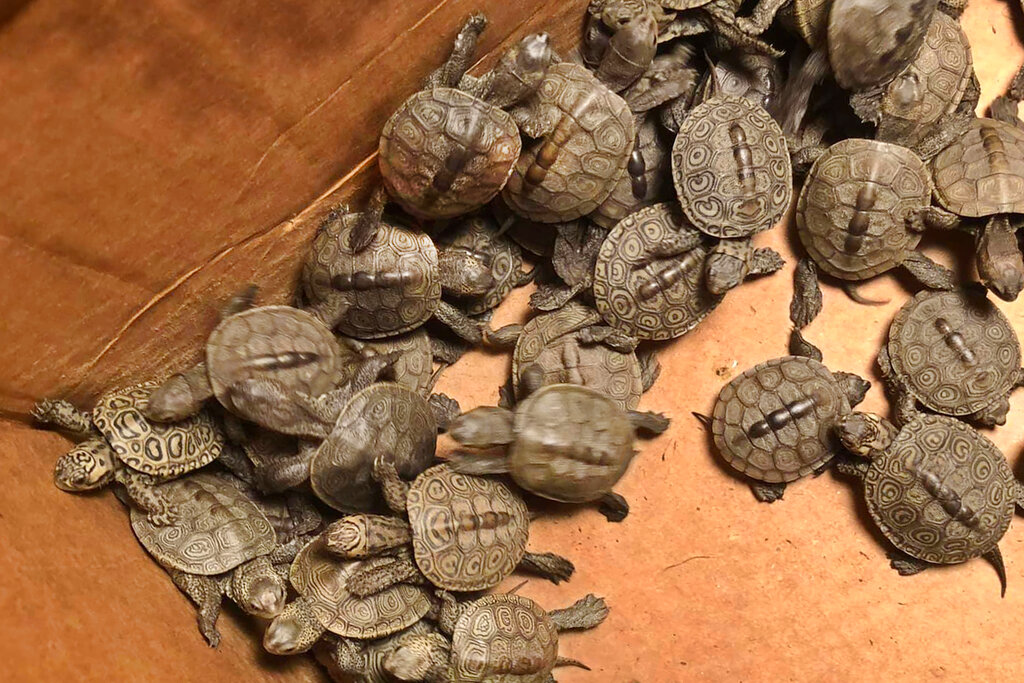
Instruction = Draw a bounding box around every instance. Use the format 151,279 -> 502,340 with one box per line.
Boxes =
3,1 -> 1024,681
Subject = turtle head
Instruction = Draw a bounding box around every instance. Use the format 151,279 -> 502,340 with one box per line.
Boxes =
385,634 -> 450,681
484,32 -> 553,107
54,440 -> 116,492
231,557 -> 287,618
448,406 -> 515,448
976,216 -> 1024,302
437,246 -> 494,298
974,396 -> 1011,427
145,374 -> 201,422
836,412 -> 896,460
264,599 -> 322,655
323,517 -> 374,558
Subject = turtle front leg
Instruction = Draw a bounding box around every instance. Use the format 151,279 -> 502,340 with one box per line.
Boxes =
598,491 -> 630,522
971,396 -> 1011,427
832,458 -> 870,480
789,327 -> 823,361
789,257 -> 822,329
117,470 -> 179,526
910,205 -> 960,232
145,362 -> 215,422
434,300 -> 484,346
548,594 -> 609,631
901,251 -> 956,290
750,481 -> 786,503
169,569 -> 224,647
638,348 -> 661,393
348,185 -> 389,252
481,322 -> 522,350
577,326 -> 637,353
627,410 -> 670,435
346,552 -> 426,598
734,0 -> 791,34
427,392 -> 461,432
518,551 -> 575,583
31,398 -> 93,438
832,372 -> 871,408
887,549 -> 930,576
373,455 -> 411,515
424,13 -> 487,89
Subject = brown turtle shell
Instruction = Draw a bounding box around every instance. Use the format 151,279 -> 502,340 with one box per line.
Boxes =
931,118 -> 1024,218
380,88 -> 521,220
658,0 -> 711,9
593,202 -> 718,340
207,306 -> 343,410
864,415 -> 1013,564
131,472 -> 275,575
591,115 -> 671,229
502,63 -> 635,223
511,384 -> 635,503
712,356 -> 851,483
888,288 -> 1021,417
792,0 -> 832,47
449,594 -> 559,683
436,215 -> 525,314
796,139 -> 931,280
406,464 -> 529,591
290,538 -> 431,639
302,212 -> 441,338
709,53 -> 782,110
93,383 -> 222,478
672,96 -> 791,238
337,329 -> 434,396
311,383 -> 436,513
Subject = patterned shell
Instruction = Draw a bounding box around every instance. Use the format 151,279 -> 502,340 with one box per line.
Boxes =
436,215 -> 524,314
792,0 -> 832,47
796,139 -> 931,280
658,0 -> 712,9
337,329 -> 434,396
711,357 -> 850,483
593,203 -> 719,341
93,383 -> 222,478
207,306 -> 343,409
311,383 -> 436,513
931,118 -> 1024,218
502,63 -> 636,223
512,302 -> 642,410
865,415 -> 1014,563
710,53 -> 781,110
449,594 -> 559,683
878,13 -> 972,147
379,88 -> 521,220
302,212 -> 441,338
290,537 -> 431,639
511,384 -> 635,503
406,464 -> 529,591
672,96 -> 791,238
131,472 -> 275,575
888,288 -> 1021,416
590,115 -> 671,229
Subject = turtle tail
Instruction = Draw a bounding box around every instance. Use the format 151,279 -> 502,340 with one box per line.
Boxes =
985,546 -> 1008,598
692,412 -> 712,429
554,657 -> 591,671
842,282 -> 889,306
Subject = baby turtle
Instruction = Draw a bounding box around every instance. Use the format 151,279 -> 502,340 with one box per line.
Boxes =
587,10 -> 659,92
449,384 -> 669,521
672,95 -> 792,238
502,62 -> 636,223
337,329 -> 435,396
34,382 -> 223,525
323,462 -> 575,595
314,622 -> 439,683
591,113 -> 674,229
384,592 -> 609,683
264,537 -> 433,655
880,287 -> 1024,427
836,411 -> 1024,595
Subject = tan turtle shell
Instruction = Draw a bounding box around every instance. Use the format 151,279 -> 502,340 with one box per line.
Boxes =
302,212 -> 441,338
593,203 -> 719,341
887,288 -> 1021,417
290,538 -> 431,639
672,96 -> 791,238
449,594 -> 559,682
502,63 -> 635,223
931,118 -> 1024,218
406,464 -> 529,591
590,115 -> 671,229
93,383 -> 222,478
511,384 -> 635,503
865,415 -> 1014,564
797,139 -> 931,280
337,329 -> 434,396
712,357 -> 851,484
131,473 -> 275,575
436,215 -> 525,314
311,383 -> 436,513
380,88 -> 522,220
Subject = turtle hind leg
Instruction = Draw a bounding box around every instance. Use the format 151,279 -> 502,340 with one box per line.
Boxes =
118,470 -> 179,526
424,13 -> 487,89
984,546 -> 1008,598
789,258 -> 822,329
598,492 -> 630,522
750,481 -> 785,503
30,398 -> 92,437
789,327 -> 823,361
345,554 -> 424,598
901,252 -> 956,291
169,570 -> 224,648
548,594 -> 609,631
886,549 -> 930,576
427,392 -> 461,432
518,551 -> 575,584
627,411 -> 670,435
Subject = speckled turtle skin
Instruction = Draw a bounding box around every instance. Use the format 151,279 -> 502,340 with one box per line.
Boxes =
864,415 -> 1014,565
449,594 -> 559,682
435,215 -> 525,314
797,139 -> 931,280
593,203 -> 719,340
502,63 -> 636,223
931,117 -> 1024,218
672,96 -> 791,238
337,329 -> 434,396
712,356 -> 852,483
406,464 -> 530,591
511,384 -> 636,503
311,383 -> 436,513
380,88 -> 522,220
887,288 -> 1021,418
302,211 -> 441,339
791,0 -> 832,47
291,538 -> 431,639
131,472 -> 276,575
94,383 -> 222,478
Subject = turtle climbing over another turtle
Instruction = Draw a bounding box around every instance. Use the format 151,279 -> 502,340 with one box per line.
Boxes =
314,622 -> 441,683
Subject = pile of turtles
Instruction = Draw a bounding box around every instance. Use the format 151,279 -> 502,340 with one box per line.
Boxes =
31,1 -> 1024,679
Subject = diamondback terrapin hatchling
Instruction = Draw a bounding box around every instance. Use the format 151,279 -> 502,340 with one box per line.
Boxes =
835,411 -> 1024,595
449,384 -> 669,521
314,622 -> 440,683
33,382 -> 224,526
584,9 -> 658,92
708,331 -> 870,502
879,287 -> 1024,427
337,329 -> 435,396
322,462 -> 575,596
384,591 -> 609,683
264,537 -> 434,655
790,138 -> 956,327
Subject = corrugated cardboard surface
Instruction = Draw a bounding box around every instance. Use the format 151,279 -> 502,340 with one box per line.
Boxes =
2,1 -> 1024,680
